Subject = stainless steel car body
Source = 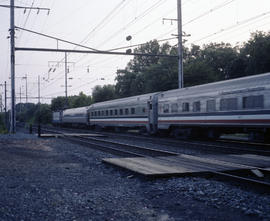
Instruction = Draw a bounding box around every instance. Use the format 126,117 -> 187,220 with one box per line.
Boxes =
52,111 -> 62,124
157,72 -> 270,130
62,106 -> 89,125
88,92 -> 158,131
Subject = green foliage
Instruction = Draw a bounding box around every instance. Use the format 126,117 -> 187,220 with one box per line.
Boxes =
51,92 -> 92,111
114,31 -> 270,97
92,85 -> 116,103
115,41 -> 179,97
241,31 -> 270,76
0,113 -> 8,134
16,103 -> 52,125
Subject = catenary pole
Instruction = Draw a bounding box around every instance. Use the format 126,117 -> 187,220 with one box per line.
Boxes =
65,52 -> 68,108
0,94 -> 2,112
4,81 -> 7,126
25,74 -> 28,103
10,0 -> 16,133
19,87 -> 21,112
177,0 -> 183,88
38,75 -> 40,104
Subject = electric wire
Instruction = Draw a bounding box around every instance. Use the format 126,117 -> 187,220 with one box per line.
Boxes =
191,10 -> 270,44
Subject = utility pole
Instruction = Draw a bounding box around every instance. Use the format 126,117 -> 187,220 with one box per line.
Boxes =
19,87 -> 22,112
24,74 -> 28,103
65,52 -> 68,108
10,0 -> 16,133
0,94 -> 2,112
4,81 -> 7,127
38,75 -> 41,137
177,0 -> 183,88
38,75 -> 40,104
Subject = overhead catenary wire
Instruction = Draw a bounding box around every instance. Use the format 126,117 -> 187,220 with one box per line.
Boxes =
191,10 -> 270,44
38,0 -> 130,95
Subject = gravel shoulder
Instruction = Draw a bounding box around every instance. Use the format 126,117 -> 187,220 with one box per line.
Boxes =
0,130 -> 269,221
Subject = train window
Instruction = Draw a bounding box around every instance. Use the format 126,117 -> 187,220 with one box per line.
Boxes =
106,110 -> 109,116
206,100 -> 216,112
95,111 -> 97,116
120,109 -> 123,115
163,104 -> 169,113
131,107 -> 135,114
171,103 -> 178,113
193,101 -> 201,112
125,108 -> 129,115
91,112 -> 94,116
182,102 -> 189,112
98,111 -> 101,116
142,107 -> 146,113
220,98 -> 238,111
114,109 -> 118,115
110,110 -> 113,116
243,95 -> 264,109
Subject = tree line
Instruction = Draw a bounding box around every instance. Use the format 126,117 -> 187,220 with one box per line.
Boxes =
11,31 -> 270,125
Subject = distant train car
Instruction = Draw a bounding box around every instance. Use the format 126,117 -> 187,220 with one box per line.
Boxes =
52,111 -> 62,126
62,106 -> 89,127
156,72 -> 270,140
87,93 -> 158,132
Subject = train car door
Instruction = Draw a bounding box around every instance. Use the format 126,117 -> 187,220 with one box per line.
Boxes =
147,94 -> 158,134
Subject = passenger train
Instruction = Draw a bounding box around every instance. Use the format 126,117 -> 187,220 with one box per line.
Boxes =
52,72 -> 270,141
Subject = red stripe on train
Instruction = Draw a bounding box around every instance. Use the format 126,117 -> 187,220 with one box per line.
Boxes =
158,119 -> 270,124
90,120 -> 147,124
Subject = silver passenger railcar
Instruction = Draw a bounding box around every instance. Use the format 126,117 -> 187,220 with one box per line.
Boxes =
52,111 -> 62,125
62,106 -> 89,126
87,93 -> 158,132
156,72 -> 270,139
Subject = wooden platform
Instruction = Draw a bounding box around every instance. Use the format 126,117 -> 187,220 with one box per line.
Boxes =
102,154 -> 270,177
39,133 -> 106,138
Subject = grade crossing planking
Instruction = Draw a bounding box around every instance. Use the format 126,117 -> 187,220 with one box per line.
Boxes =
40,133 -> 106,138
102,154 -> 270,177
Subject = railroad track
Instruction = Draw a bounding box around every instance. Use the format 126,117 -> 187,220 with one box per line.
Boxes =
35,126 -> 270,192
35,125 -> 270,156
39,127 -> 177,158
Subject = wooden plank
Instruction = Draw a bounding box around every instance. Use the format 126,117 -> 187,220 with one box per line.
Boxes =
40,134 -> 64,137
103,157 -> 159,175
103,154 -> 270,177
204,154 -> 270,168
156,156 -> 227,172
158,155 -> 250,172
103,157 -> 195,175
232,154 -> 270,162
178,154 -> 254,170
67,133 -> 106,137
40,133 -> 106,138
128,157 -> 193,174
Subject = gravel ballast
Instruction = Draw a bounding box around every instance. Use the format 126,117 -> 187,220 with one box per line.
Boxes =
0,131 -> 269,220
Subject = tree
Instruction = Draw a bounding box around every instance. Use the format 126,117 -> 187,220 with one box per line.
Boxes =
115,41 -> 179,96
51,92 -> 92,111
240,31 -> 270,76
92,85 -> 116,103
34,104 -> 52,124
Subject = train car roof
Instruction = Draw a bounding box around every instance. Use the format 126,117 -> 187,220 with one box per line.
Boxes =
62,106 -> 89,115
89,92 -> 158,109
159,72 -> 270,99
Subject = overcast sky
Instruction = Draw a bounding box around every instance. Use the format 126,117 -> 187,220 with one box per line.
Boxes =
0,0 -> 269,107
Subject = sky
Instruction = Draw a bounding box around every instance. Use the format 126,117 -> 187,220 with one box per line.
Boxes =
0,0 -> 269,108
